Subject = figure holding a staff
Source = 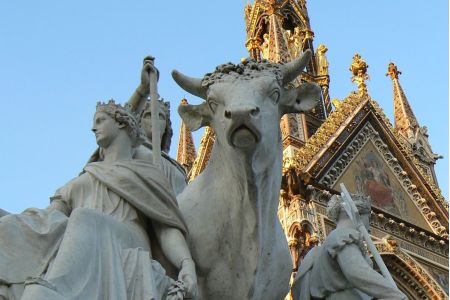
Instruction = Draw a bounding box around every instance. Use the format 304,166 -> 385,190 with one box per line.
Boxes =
128,56 -> 187,196
292,186 -> 407,300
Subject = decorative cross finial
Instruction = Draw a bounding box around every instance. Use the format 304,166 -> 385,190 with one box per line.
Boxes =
386,62 -> 402,80
349,53 -> 370,96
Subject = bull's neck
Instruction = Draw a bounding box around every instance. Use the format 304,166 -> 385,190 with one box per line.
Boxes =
207,139 -> 283,222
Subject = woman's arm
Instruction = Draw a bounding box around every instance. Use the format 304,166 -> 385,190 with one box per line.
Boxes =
126,56 -> 156,115
337,244 -> 407,300
154,223 -> 198,298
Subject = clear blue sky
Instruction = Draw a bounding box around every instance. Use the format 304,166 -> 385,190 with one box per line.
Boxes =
0,1 -> 448,213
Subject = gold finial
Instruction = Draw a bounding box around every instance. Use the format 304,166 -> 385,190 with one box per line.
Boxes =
331,98 -> 341,109
240,57 -> 249,65
349,53 -> 370,96
386,62 -> 402,80
181,97 -> 189,105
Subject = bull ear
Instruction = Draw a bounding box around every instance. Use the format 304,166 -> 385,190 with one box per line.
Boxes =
281,82 -> 322,114
178,102 -> 211,131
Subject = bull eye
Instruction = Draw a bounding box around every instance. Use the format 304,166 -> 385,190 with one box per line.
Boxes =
208,101 -> 218,113
270,89 -> 280,104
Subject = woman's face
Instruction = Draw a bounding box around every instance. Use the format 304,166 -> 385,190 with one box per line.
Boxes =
140,108 -> 166,142
92,112 -> 120,148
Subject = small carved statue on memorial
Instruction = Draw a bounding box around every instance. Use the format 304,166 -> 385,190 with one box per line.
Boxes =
0,101 -> 197,300
292,194 -> 407,300
284,29 -> 292,50
315,44 -> 329,76
291,27 -> 304,58
260,33 -> 270,60
302,29 -> 314,50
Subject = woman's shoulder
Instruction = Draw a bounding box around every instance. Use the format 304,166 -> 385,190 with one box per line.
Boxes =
133,144 -> 153,161
158,151 -> 186,176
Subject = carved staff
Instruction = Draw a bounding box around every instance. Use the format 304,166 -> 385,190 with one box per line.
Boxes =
149,68 -> 162,168
339,183 -> 398,288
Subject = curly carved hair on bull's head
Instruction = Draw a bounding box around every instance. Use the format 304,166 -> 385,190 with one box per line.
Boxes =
171,49 -> 322,133
200,59 -> 284,88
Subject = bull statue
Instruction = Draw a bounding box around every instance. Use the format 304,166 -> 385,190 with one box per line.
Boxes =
172,50 -> 321,300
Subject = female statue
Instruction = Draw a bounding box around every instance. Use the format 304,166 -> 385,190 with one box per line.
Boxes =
0,101 -> 197,299
127,56 -> 187,196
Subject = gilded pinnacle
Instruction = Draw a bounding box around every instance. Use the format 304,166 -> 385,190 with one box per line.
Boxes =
386,62 -> 402,80
350,53 -> 370,95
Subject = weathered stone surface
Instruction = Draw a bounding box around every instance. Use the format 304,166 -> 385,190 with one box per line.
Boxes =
292,194 -> 407,300
0,100 -> 197,300
173,50 -> 321,300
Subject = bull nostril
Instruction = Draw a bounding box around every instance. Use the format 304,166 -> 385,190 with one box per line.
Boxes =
225,110 -> 231,119
250,107 -> 260,117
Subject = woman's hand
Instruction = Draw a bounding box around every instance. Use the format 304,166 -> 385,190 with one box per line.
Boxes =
137,56 -> 157,96
178,258 -> 198,299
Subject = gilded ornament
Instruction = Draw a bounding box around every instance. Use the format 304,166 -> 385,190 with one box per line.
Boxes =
386,62 -> 402,80
350,53 -> 370,95
258,0 -> 289,15
260,33 -> 270,60
315,44 -> 329,76
294,92 -> 367,171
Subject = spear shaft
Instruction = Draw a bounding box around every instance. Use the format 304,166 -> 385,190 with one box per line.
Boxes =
339,183 -> 397,288
149,70 -> 161,168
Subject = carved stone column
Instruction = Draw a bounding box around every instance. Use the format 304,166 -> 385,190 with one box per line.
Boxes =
288,237 -> 299,271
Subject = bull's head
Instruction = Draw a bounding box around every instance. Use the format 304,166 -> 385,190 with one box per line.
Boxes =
172,50 -> 321,150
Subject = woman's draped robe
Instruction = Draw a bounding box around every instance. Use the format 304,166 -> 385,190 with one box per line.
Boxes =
0,159 -> 187,300
292,228 -> 406,300
133,141 -> 187,197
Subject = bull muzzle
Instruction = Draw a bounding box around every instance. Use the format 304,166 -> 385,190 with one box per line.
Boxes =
229,125 -> 260,148
225,106 -> 261,148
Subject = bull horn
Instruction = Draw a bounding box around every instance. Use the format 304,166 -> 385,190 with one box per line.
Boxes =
281,49 -> 312,85
172,70 -> 207,100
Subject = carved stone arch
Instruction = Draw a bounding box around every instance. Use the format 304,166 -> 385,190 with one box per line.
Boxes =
299,219 -> 315,234
377,251 -> 448,299
288,221 -> 302,238
278,9 -> 303,31
287,220 -> 317,272
287,219 -> 315,239
283,2 -> 308,29
254,14 -> 270,39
